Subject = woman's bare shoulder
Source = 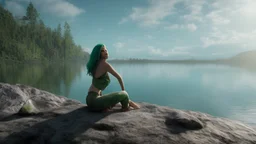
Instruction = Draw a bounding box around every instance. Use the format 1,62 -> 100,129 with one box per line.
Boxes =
94,61 -> 107,77
97,60 -> 106,66
101,61 -> 111,67
97,61 -> 111,71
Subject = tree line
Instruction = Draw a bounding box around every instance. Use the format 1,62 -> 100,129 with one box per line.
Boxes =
0,2 -> 89,62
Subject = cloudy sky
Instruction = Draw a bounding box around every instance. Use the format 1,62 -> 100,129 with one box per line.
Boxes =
2,0 -> 256,60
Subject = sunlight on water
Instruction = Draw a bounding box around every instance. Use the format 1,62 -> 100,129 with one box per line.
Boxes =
230,106 -> 256,126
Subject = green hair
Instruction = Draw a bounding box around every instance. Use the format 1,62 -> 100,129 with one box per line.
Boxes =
86,43 -> 105,76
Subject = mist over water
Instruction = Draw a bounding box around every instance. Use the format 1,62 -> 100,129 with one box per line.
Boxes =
1,61 -> 256,126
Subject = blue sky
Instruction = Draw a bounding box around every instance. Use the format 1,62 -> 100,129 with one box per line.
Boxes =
2,0 -> 256,60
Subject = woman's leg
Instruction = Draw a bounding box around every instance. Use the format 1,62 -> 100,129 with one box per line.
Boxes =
93,91 -> 130,111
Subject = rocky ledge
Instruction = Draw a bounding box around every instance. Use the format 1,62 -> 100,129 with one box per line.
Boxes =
0,83 -> 256,144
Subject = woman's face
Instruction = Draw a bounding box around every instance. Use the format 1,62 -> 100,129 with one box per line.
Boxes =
100,46 -> 109,59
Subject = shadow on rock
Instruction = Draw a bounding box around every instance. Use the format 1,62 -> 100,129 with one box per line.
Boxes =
165,111 -> 204,134
1,106 -> 120,144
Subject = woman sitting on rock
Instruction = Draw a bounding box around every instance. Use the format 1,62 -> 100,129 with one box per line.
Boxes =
86,44 -> 140,112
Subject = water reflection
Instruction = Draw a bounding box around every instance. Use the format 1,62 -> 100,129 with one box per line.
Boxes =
109,63 -> 256,126
201,66 -> 256,91
1,60 -> 256,126
0,60 -> 86,97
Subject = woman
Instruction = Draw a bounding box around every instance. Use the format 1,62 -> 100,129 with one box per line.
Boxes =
86,43 -> 140,112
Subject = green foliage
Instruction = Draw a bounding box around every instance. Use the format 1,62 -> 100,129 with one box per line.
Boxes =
0,3 -> 89,63
26,2 -> 39,25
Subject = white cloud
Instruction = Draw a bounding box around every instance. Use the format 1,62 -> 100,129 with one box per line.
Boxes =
4,0 -> 85,18
113,42 -> 125,49
4,1 -> 26,16
119,0 -> 177,27
41,0 -> 85,17
149,46 -> 163,55
201,28 -> 256,48
200,37 -> 216,48
211,53 -> 224,56
164,24 -> 179,30
206,10 -> 230,25
197,0 -> 256,49
182,0 -> 205,22
127,48 -> 145,53
148,46 -> 191,57
145,34 -> 153,39
119,0 -> 208,27
187,23 -> 197,31
120,0 -> 205,27
207,0 -> 256,26
82,46 -> 91,53
165,23 -> 197,32
118,17 -> 128,25
237,0 -> 256,17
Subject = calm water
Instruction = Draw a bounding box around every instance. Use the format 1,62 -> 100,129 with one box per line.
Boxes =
1,61 -> 256,126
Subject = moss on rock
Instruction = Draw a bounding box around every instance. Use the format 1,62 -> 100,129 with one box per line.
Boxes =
19,99 -> 38,114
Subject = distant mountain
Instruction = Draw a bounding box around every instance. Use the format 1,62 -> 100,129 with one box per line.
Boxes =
108,50 -> 256,67
227,50 -> 256,67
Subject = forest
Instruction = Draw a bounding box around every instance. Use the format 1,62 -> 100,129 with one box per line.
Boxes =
0,2 -> 89,63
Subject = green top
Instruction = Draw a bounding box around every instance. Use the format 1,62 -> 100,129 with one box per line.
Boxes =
92,72 -> 110,90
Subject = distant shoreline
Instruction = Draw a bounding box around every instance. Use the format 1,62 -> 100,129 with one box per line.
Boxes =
108,59 -> 230,64
107,56 -> 256,72
107,50 -> 256,65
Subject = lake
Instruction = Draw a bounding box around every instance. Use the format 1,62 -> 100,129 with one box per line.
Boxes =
1,61 -> 256,127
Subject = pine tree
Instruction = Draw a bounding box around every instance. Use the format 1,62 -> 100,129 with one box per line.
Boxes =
63,22 -> 73,60
26,2 -> 39,25
0,3 -> 89,62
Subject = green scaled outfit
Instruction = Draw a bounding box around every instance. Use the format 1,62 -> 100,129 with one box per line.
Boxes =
86,72 -> 129,112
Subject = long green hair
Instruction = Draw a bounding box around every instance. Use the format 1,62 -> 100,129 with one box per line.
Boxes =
86,44 -> 104,76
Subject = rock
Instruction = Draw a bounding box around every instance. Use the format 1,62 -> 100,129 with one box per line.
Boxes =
0,83 -> 81,120
0,83 -> 27,117
165,111 -> 204,130
0,82 -> 256,144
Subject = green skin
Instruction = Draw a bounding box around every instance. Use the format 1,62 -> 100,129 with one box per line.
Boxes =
86,91 -> 129,112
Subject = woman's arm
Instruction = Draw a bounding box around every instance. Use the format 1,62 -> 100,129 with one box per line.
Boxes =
105,62 -> 125,91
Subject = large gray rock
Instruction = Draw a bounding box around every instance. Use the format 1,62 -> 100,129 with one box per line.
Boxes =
0,83 -> 80,118
0,83 -> 256,144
